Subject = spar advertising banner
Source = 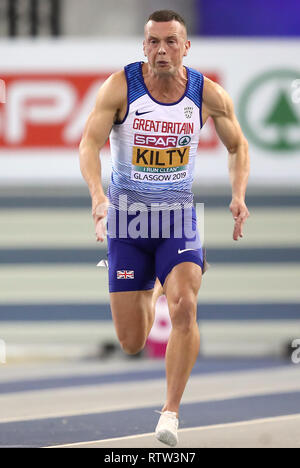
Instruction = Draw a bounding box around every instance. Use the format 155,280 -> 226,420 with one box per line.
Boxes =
0,39 -> 299,185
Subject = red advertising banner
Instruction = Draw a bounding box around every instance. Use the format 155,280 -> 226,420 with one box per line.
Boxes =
0,72 -> 219,150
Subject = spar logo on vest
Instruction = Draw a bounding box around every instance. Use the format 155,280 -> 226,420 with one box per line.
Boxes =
131,133 -> 191,183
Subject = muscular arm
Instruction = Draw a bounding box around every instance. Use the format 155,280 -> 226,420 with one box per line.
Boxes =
203,77 -> 250,240
79,71 -> 126,239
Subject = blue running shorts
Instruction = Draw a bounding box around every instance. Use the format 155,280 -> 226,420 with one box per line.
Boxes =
107,206 -> 205,293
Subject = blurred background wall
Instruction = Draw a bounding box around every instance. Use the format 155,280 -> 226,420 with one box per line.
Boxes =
62,0 -> 197,37
2,0 -> 299,37
0,0 -> 299,362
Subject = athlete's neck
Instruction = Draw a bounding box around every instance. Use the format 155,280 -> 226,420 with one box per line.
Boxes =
142,62 -> 188,103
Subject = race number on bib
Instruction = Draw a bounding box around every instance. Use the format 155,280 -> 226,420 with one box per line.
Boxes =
131,146 -> 190,183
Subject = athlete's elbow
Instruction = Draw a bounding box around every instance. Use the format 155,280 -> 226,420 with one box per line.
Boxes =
79,137 -> 100,160
227,137 -> 248,155
79,136 -> 88,156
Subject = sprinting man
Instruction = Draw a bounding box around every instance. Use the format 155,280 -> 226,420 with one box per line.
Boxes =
79,10 -> 250,446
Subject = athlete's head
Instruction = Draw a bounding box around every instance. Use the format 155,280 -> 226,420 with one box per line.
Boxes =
143,10 -> 191,76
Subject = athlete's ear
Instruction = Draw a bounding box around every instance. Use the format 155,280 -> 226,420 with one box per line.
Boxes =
143,39 -> 147,57
183,40 -> 191,57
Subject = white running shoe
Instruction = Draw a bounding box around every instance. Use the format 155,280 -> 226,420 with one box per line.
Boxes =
155,411 -> 179,447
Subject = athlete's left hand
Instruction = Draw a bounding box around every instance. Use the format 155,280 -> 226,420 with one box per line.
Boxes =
229,199 -> 250,241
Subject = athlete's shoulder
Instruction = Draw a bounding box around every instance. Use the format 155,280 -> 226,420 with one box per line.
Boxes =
202,76 -> 233,117
103,69 -> 127,92
94,69 -> 127,110
186,66 -> 203,76
183,67 -> 204,109
124,61 -> 142,73
99,62 -> 142,99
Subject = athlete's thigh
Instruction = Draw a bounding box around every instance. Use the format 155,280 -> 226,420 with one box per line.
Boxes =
155,206 -> 204,291
163,262 -> 202,327
110,289 -> 154,341
107,235 -> 156,338
163,261 -> 202,301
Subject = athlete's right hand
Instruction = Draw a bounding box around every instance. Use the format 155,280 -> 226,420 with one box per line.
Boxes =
92,196 -> 109,242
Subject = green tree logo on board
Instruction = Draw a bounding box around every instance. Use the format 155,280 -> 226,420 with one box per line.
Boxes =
239,70 -> 300,154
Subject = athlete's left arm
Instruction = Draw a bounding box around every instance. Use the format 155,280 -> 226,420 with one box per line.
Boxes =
202,77 -> 250,241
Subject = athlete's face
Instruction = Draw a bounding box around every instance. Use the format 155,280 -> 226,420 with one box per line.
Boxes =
143,20 -> 190,76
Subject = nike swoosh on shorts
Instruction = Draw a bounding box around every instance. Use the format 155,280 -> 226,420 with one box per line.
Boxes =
177,248 -> 198,254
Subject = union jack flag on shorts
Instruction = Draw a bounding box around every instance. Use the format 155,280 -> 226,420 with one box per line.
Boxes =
117,270 -> 135,279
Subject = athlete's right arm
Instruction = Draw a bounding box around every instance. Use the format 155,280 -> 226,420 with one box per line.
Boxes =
79,71 -> 126,239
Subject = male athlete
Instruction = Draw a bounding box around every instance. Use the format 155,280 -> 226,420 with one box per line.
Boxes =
79,10 -> 250,447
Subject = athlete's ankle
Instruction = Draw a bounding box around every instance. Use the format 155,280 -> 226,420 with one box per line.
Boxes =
161,405 -> 179,417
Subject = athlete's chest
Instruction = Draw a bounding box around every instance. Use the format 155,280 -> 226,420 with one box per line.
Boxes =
112,96 -> 199,183
126,95 -> 200,135
144,86 -> 187,105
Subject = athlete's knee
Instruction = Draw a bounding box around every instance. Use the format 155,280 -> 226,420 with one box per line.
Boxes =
120,340 -> 145,355
119,334 -> 146,355
169,294 -> 197,333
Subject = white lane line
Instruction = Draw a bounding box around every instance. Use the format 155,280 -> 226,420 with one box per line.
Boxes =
44,413 -> 300,448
